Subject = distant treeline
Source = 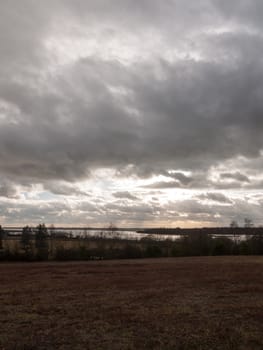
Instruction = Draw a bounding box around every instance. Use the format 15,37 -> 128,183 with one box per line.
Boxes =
1,224 -> 263,261
138,227 -> 263,236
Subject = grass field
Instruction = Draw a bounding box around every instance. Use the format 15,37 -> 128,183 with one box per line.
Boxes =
1,256 -> 263,350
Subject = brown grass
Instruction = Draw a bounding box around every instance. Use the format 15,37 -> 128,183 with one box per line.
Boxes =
1,256 -> 263,350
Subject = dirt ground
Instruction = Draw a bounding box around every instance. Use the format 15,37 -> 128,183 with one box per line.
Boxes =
1,256 -> 263,350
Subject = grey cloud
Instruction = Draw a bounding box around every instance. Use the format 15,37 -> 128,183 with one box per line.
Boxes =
44,182 -> 89,196
213,0 -> 263,29
0,2 -> 48,66
1,3 -> 263,185
0,200 -> 71,225
1,51 -> 263,190
197,192 -> 233,204
220,172 -> 250,183
1,0 -> 263,225
113,191 -> 138,201
0,193 -> 262,227
210,181 -> 245,190
143,181 -> 182,189
161,171 -> 194,185
244,180 -> 263,190
62,0 -> 217,34
0,182 -> 18,199
164,198 -> 263,226
105,202 -> 155,215
76,201 -> 98,213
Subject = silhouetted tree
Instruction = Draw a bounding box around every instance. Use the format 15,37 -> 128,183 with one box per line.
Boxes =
212,237 -> 233,256
0,225 -> 4,250
21,226 -> 33,258
180,231 -> 213,256
49,224 -> 56,258
230,220 -> 239,228
247,234 -> 263,255
35,224 -> 49,260
108,223 -> 118,238
244,218 -> 253,228
230,220 -> 239,246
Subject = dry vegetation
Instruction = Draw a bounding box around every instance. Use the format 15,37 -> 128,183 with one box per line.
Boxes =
1,256 -> 263,350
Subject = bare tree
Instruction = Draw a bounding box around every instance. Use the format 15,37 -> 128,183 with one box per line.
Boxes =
0,225 -> 4,250
20,226 -> 33,258
49,224 -> 56,257
35,224 -> 49,260
244,218 -> 253,228
230,220 -> 239,228
108,222 -> 118,238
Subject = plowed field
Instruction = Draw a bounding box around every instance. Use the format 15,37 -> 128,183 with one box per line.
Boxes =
1,257 -> 263,350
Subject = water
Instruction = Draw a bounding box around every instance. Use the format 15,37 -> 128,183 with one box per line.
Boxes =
49,229 -> 181,241
5,228 -> 256,242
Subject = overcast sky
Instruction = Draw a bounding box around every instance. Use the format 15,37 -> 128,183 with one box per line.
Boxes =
1,0 -> 263,227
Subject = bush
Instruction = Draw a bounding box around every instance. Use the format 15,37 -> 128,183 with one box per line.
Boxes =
212,237 -> 234,256
121,244 -> 143,259
35,224 -> 49,260
145,245 -> 163,258
55,247 -> 91,260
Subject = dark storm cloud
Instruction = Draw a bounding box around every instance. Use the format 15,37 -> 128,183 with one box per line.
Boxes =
213,0 -> 263,27
1,0 -> 263,193
0,1 -> 51,66
62,0 -> 217,33
2,54 -> 263,186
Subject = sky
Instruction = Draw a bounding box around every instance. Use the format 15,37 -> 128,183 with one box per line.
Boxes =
1,0 -> 263,228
